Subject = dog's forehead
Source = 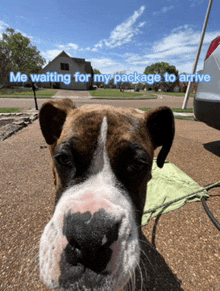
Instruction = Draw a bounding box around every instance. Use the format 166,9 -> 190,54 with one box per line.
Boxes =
58,104 -> 147,147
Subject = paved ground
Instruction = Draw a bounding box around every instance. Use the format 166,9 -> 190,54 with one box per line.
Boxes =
0,90 -> 194,109
53,89 -> 92,99
1,93 -> 219,291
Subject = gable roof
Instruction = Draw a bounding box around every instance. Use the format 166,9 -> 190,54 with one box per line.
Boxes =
42,51 -> 92,75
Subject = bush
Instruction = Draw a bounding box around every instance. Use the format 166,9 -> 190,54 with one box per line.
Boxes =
52,82 -> 61,89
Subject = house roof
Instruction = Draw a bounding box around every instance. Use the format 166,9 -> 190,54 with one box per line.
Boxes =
42,51 -> 93,75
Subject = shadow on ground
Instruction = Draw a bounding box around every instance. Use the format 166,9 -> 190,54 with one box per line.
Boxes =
203,140 -> 220,157
128,231 -> 183,291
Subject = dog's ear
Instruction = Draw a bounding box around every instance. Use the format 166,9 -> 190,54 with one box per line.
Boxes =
145,106 -> 175,168
39,99 -> 76,145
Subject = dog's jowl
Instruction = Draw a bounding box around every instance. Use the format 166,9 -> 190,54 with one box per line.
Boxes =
39,99 -> 175,291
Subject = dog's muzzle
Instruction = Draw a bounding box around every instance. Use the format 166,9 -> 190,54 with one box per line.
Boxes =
40,184 -> 140,291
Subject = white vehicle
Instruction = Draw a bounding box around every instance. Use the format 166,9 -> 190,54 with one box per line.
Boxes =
194,36 -> 220,130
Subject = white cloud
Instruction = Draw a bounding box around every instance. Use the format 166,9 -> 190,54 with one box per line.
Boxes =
67,43 -> 79,50
91,48 -> 98,52
57,43 -> 79,51
46,6 -> 146,56
121,25 -> 220,73
189,0 -> 203,8
41,49 -> 62,64
0,20 -> 9,33
104,6 -> 146,48
0,21 -> 36,42
138,21 -> 146,28
153,5 -> 174,16
94,41 -> 104,49
57,45 -> 65,50
91,57 -> 118,68
90,57 -> 120,75
92,6 -> 146,50
152,25 -> 219,54
15,29 -> 33,40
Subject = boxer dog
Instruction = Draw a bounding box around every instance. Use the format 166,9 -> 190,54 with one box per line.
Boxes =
39,99 -> 175,291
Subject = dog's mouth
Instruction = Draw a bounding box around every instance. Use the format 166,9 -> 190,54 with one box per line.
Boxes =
59,266 -> 113,291
63,241 -> 113,272
58,243 -> 114,291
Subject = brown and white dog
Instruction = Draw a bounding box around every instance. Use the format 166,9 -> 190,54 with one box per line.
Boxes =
39,99 -> 175,291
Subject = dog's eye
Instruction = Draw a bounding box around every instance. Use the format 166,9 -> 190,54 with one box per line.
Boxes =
127,162 -> 148,173
56,154 -> 72,167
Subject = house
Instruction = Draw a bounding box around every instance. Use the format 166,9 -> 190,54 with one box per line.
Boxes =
39,51 -> 93,90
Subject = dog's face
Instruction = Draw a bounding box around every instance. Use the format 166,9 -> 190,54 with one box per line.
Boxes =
39,99 -> 174,291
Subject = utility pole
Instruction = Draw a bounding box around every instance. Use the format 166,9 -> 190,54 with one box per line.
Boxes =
182,0 -> 213,109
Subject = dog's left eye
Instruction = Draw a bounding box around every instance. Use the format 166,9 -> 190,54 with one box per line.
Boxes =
127,162 -> 148,173
56,154 -> 73,167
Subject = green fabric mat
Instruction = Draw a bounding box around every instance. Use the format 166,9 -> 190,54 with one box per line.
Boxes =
142,159 -> 209,225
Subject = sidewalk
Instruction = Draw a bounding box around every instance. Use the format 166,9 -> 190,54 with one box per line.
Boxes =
1,114 -> 220,290
53,89 -> 92,99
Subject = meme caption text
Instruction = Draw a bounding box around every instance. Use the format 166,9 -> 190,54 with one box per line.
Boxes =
10,71 -> 211,85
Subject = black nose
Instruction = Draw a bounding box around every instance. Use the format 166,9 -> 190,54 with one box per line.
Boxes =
63,208 -> 121,273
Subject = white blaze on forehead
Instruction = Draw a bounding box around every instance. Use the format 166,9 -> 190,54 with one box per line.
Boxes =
89,116 -> 110,176
100,116 -> 108,145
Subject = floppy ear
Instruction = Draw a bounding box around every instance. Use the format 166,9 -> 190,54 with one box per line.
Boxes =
145,106 -> 175,168
39,98 -> 76,145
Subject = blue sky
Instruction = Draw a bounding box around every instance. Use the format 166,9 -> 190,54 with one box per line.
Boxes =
1,0 -> 219,75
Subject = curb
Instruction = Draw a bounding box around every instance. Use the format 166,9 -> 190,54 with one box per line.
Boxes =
0,109 -> 39,141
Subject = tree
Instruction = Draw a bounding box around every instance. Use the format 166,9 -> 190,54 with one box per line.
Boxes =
0,28 -> 45,86
144,62 -> 178,92
114,71 -> 126,92
93,69 -> 101,74
106,77 -> 115,89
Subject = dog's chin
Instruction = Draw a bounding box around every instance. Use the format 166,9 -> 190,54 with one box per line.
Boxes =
41,256 -> 133,291
59,273 -> 114,291
58,270 -> 128,291
43,269 -> 131,291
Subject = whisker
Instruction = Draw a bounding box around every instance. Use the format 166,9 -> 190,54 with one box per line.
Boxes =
136,260 -> 143,291
138,238 -> 153,247
139,256 -> 148,289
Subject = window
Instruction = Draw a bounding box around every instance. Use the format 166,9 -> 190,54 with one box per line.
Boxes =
60,63 -> 69,71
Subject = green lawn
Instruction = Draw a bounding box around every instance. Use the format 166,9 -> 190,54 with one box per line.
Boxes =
0,108 -> 22,113
174,116 -> 195,121
139,107 -> 194,121
139,108 -> 193,113
0,88 -> 58,98
89,89 -> 157,99
150,91 -> 195,97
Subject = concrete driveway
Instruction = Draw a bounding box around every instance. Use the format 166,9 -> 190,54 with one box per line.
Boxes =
53,89 -> 92,99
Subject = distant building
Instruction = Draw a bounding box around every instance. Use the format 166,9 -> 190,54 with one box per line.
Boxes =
39,51 -> 93,90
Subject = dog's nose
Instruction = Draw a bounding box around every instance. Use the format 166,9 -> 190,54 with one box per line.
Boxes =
63,208 -> 121,273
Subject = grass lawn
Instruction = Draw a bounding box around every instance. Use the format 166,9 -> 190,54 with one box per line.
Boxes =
89,89 -> 157,99
139,107 -> 194,121
149,91 -> 195,97
174,116 -> 195,121
0,88 -> 58,98
0,108 -> 22,113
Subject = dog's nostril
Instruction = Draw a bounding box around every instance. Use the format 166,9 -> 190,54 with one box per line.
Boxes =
65,243 -> 83,266
68,239 -> 83,259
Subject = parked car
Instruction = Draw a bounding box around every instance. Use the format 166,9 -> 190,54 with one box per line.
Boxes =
194,36 -> 220,130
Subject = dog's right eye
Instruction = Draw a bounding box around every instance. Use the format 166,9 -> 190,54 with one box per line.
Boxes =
55,154 -> 73,167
